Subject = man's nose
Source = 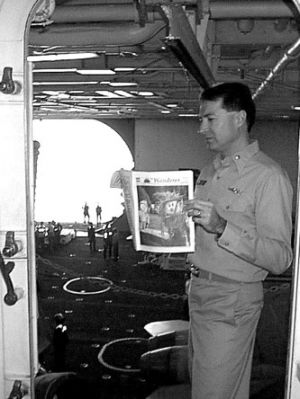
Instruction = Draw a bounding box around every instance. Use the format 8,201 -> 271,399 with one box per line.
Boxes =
198,120 -> 208,135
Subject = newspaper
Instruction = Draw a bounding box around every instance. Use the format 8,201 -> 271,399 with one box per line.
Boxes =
110,169 -> 195,253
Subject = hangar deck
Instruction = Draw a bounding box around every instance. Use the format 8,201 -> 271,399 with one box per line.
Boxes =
36,227 -> 291,399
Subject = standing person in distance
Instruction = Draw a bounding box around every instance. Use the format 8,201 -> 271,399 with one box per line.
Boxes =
87,222 -> 96,253
52,313 -> 69,372
184,82 -> 293,399
96,204 -> 102,225
83,202 -> 90,224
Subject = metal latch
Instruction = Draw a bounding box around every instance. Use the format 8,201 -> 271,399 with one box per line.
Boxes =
0,67 -> 21,94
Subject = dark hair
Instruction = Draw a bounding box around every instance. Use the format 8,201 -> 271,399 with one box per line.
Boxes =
201,82 -> 256,132
54,313 -> 65,324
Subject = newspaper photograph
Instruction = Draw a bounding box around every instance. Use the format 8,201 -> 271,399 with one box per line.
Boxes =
111,169 -> 195,253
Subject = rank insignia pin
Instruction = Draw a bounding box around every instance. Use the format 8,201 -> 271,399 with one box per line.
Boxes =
228,187 -> 241,195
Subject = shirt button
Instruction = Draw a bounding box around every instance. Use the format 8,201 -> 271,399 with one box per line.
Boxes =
217,176 -> 220,180
223,241 -> 229,246
235,155 -> 240,160
226,205 -> 230,210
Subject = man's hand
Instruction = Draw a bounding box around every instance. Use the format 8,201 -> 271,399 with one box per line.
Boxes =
184,199 -> 227,235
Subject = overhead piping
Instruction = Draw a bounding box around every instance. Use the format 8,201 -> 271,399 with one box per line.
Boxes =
51,4 -> 161,23
29,20 -> 167,46
29,0 -> 296,48
208,0 -> 294,19
253,0 -> 300,100
33,0 -> 295,26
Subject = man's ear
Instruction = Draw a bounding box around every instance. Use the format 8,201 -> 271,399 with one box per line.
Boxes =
235,110 -> 247,128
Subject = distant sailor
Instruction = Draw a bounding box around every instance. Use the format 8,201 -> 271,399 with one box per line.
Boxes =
96,204 -> 102,224
83,202 -> 90,224
53,313 -> 69,372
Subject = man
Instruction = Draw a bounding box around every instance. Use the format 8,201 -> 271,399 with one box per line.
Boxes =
184,82 -> 293,399
96,204 -> 102,224
83,202 -> 90,224
87,222 -> 96,253
53,313 -> 69,372
103,223 -> 113,259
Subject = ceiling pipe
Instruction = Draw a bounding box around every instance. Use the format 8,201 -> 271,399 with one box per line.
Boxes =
29,20 -> 167,46
51,4 -> 161,23
144,0 -> 294,18
209,0 -> 294,19
29,0 -> 297,48
52,5 -> 138,23
36,0 -> 295,25
253,0 -> 300,100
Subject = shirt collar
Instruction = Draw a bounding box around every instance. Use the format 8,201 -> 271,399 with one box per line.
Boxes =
213,140 -> 259,174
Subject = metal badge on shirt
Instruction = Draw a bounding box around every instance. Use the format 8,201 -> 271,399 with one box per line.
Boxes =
228,186 -> 242,195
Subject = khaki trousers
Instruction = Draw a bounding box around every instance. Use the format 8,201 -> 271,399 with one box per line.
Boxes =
188,276 -> 263,399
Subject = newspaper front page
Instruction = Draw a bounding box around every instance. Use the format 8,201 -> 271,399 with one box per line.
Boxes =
111,169 -> 195,253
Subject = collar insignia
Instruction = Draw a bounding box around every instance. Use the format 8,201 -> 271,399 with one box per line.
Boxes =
228,186 -> 241,195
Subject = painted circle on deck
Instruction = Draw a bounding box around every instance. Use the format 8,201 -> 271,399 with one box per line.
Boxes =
63,276 -> 113,295
98,338 -> 148,373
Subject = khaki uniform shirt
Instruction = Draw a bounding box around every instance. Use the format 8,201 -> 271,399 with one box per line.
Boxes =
188,141 -> 293,282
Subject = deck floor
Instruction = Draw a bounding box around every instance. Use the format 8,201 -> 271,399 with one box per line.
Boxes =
37,233 -> 291,398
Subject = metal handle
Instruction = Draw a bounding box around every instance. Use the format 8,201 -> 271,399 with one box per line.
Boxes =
0,253 -> 18,306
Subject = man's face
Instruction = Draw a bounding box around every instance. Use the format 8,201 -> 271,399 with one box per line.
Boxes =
198,98 -> 241,156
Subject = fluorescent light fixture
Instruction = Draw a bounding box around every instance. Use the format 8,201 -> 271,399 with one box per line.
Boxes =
166,103 -> 178,108
76,69 -> 116,75
292,105 -> 300,110
161,110 -> 171,114
136,91 -> 154,96
178,113 -> 198,117
28,52 -> 98,62
114,67 -> 136,72
100,81 -> 137,87
43,90 -> 65,95
33,81 -> 98,85
34,68 -> 77,73
95,90 -> 122,98
114,90 -> 134,97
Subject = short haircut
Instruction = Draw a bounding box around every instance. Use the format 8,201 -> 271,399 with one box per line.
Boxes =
201,82 -> 256,132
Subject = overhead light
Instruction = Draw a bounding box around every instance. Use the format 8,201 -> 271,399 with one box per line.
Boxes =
292,105 -> 300,110
136,91 -> 154,96
100,81 -> 138,87
114,67 -> 136,72
33,81 -> 98,85
95,91 -> 122,98
166,103 -> 178,108
114,90 -> 134,97
178,113 -> 198,117
34,68 -> 77,73
43,90 -> 65,95
76,69 -> 116,75
161,110 -> 171,114
27,52 -> 98,62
